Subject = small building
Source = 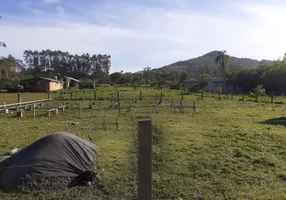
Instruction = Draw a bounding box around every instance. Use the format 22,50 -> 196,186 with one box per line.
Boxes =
64,76 -> 80,89
21,77 -> 64,92
185,77 -> 241,93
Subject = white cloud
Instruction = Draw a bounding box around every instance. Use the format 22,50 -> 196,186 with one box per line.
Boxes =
1,1 -> 286,72
42,0 -> 61,4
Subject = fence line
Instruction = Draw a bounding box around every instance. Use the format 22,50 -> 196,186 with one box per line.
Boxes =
0,99 -> 52,109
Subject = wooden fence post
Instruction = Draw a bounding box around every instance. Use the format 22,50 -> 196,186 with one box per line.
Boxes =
218,91 -> 221,101
70,92 -> 73,101
170,96 -> 174,112
201,89 -> 204,100
18,93 -> 21,104
180,91 -> 183,107
116,118 -> 119,129
231,91 -> 234,100
193,101 -> 196,112
33,102 -> 36,118
94,91 -> 97,100
17,93 -> 21,111
271,91 -> 274,103
16,93 -> 23,118
158,91 -> 163,104
117,91 -> 120,116
138,119 -> 152,200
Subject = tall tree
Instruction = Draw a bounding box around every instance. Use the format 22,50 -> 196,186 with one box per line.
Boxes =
215,50 -> 230,93
0,55 -> 24,88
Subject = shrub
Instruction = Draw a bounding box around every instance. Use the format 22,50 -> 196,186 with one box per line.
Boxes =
250,84 -> 266,102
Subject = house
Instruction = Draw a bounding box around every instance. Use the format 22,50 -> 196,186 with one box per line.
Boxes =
21,77 -> 64,92
185,77 -> 241,93
64,76 -> 80,89
204,77 -> 238,93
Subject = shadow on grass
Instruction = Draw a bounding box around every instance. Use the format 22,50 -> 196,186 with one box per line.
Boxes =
238,99 -> 285,104
260,117 -> 286,126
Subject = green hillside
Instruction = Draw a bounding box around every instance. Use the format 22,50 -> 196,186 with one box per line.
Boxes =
159,50 -> 273,73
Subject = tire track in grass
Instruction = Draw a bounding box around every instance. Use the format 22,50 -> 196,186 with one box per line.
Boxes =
94,114 -> 137,199
130,114 -> 169,199
152,116 -> 209,200
152,122 -> 170,199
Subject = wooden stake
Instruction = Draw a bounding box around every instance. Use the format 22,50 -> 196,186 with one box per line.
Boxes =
201,89 -> 204,100
271,91 -> 274,103
138,119 -> 152,200
70,92 -> 73,100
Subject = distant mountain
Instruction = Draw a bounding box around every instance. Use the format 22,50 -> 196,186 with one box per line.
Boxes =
159,51 -> 273,73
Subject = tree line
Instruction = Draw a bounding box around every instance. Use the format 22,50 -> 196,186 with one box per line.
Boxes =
1,49 -> 286,95
23,50 -> 111,80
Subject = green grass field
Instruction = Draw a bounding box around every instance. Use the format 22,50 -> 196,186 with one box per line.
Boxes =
1,87 -> 286,199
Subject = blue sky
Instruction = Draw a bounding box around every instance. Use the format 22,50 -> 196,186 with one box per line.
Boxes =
0,0 -> 286,72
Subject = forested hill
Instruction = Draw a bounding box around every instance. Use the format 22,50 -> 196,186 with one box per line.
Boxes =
159,51 -> 273,72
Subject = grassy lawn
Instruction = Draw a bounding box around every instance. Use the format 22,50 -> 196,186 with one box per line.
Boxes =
0,87 -> 286,199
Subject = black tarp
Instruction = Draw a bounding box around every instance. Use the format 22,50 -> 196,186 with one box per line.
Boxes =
0,132 -> 99,190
